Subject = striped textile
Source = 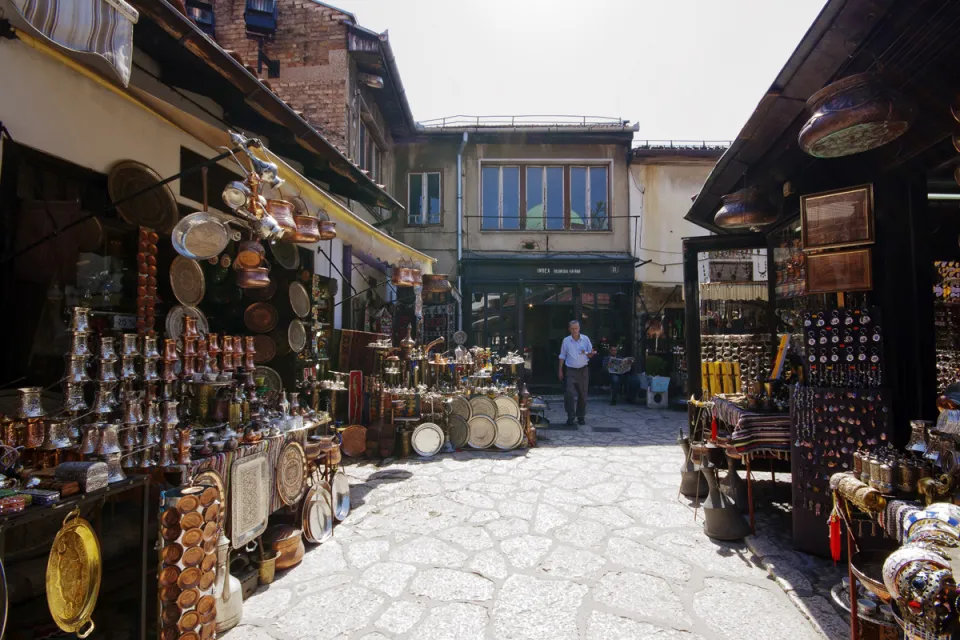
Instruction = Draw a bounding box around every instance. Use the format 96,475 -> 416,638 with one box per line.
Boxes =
6,0 -> 138,85
712,397 -> 792,459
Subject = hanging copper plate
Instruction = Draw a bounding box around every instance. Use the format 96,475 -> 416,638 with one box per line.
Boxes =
170,256 -> 205,307
202,521 -> 218,542
244,302 -> 279,333
161,605 -> 180,626
159,586 -> 180,603
288,319 -> 307,353
159,566 -> 180,587
193,470 -> 225,530
177,588 -> 200,609
161,508 -> 180,528
201,552 -> 216,573
276,441 -> 307,506
203,504 -> 219,524
180,512 -> 203,530
178,610 -> 200,632
340,425 -> 367,458
161,525 -> 182,542
45,509 -> 101,638
270,242 -> 300,270
252,335 -> 276,363
177,566 -> 201,590
196,594 -> 216,617
199,486 -> 219,508
199,570 -> 215,590
177,493 -> 200,514
107,160 -> 179,233
182,546 -> 205,567
162,543 -> 183,565
182,528 -> 204,548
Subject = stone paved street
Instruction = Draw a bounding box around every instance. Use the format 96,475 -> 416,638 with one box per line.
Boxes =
226,398 -> 831,640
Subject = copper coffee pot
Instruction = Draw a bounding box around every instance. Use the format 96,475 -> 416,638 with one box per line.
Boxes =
69,331 -> 92,357
79,424 -> 100,455
70,306 -> 91,332
63,357 -> 91,384
121,333 -> 140,358
99,336 -> 118,360
95,423 -> 122,455
143,336 -> 161,359
99,358 -> 118,382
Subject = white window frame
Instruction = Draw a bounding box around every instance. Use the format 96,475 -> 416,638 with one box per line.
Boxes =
570,165 -> 609,230
482,165 -> 520,230
407,172 -> 442,225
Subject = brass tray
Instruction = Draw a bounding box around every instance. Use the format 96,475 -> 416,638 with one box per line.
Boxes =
230,453 -> 269,549
302,482 -> 333,544
276,441 -> 307,506
170,256 -> 205,307
46,508 -> 101,638
450,395 -> 472,422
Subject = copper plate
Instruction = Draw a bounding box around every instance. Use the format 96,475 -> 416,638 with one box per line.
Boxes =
276,442 -> 307,506
176,494 -> 199,514
252,335 -> 276,363
245,278 -> 277,301
182,546 -> 205,567
289,281 -> 310,318
199,608 -> 215,625
203,538 -> 217,554
161,526 -> 182,542
467,415 -> 498,449
170,256 -> 205,306
180,512 -> 203,530
199,570 -> 215,590
203,504 -> 219,524
493,395 -> 520,419
196,594 -> 215,615
201,621 -> 216,640
193,470 -> 225,529
177,588 -> 199,609
199,486 -> 219,508
202,521 -> 218,542
166,306 -> 208,342
177,566 -> 201,590
161,508 -> 180,528
161,606 -> 180,626
340,425 -> 367,458
161,543 -> 183,565
159,586 -> 180,603
244,302 -> 279,333
107,160 -> 178,233
160,626 -> 179,640
180,632 -> 200,640
178,610 -> 200,632
270,241 -> 300,270
159,566 -> 180,587
182,528 -> 204,548
201,552 -> 216,573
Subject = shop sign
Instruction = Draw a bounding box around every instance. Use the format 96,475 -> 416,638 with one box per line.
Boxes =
466,260 -> 632,282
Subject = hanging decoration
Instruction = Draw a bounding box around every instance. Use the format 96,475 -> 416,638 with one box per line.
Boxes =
713,187 -> 777,230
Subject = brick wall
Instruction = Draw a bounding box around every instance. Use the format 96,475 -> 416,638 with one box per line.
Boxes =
211,0 -> 351,151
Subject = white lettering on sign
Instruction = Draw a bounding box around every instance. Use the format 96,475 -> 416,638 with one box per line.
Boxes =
536,267 -> 582,275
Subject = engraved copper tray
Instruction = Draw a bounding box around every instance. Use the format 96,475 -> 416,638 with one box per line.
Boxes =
230,453 -> 269,549
276,442 -> 307,506
46,508 -> 101,638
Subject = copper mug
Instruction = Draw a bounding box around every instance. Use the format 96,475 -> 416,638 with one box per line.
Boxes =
143,336 -> 161,359
17,387 -> 47,419
69,331 -> 92,357
207,333 -> 220,355
266,199 -> 298,238
96,423 -> 122,455
183,315 -> 199,339
122,333 -> 140,357
92,387 -> 116,415
99,336 -> 118,360
79,424 -> 100,455
63,357 -> 91,384
161,400 -> 180,424
63,383 -> 88,412
291,216 -> 321,243
183,338 -> 198,358
70,306 -> 92,332
236,240 -> 265,270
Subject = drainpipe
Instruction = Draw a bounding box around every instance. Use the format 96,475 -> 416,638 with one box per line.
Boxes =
456,132 -> 468,330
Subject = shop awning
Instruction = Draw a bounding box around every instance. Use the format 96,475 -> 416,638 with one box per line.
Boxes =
2,0 -> 138,85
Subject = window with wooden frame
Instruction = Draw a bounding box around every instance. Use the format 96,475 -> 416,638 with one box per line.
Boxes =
481,163 -> 609,230
408,172 -> 442,225
357,122 -> 383,184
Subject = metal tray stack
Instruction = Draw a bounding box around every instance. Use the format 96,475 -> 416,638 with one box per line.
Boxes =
158,485 -> 221,640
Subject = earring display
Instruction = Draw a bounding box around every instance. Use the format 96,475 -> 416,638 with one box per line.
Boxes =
800,308 -> 884,388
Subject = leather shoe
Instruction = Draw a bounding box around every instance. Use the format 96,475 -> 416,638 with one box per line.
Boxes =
565,417 -> 576,426
577,418 -> 586,426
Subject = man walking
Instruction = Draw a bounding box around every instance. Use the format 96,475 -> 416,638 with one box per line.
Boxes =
558,320 -> 596,426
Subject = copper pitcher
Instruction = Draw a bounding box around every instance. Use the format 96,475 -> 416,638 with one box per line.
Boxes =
40,420 -> 72,450
183,315 -> 199,339
197,338 -> 208,358
143,424 -> 159,447
121,394 -> 143,424
163,338 -> 179,361
161,400 -> 180,424
17,387 -> 46,419
266,199 -> 298,238
79,424 -> 100,455
99,358 -> 118,382
96,423 -> 122,455
245,336 -> 256,354
158,443 -> 175,467
236,240 -> 265,270
143,335 -> 161,359
70,306 -> 92,332
143,358 -> 160,382
162,361 -> 178,383
183,338 -> 198,357
91,387 -> 116,416
207,333 -> 220,355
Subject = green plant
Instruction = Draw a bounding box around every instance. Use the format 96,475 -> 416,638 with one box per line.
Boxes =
645,355 -> 670,377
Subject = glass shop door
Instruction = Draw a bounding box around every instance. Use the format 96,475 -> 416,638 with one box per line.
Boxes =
523,284 -> 576,388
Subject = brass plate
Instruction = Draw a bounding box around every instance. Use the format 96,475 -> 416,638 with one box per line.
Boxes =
253,366 -> 282,392
448,415 -> 469,449
494,415 -> 524,450
203,504 -> 219,524
450,395 -> 472,422
107,160 -> 178,233
199,570 -> 215,590
467,415 -> 498,449
46,509 -> 101,638
177,490 -> 202,515
178,610 -> 200,632
170,256 -> 205,307
202,521 -> 218,542
159,585 -> 180,603
469,395 -> 498,419
178,566 -> 201,590
181,512 -> 203,530
182,546 -> 204,567
199,486 -> 219,508
161,508 -> 180,528
159,565 -> 180,587
276,442 -> 307,506
162,543 -> 182,566
201,552 -> 216,573
244,302 -> 279,333
493,395 -> 520,419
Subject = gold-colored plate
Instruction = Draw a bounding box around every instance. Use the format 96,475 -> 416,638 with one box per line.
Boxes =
277,442 -> 307,506
46,509 -> 101,638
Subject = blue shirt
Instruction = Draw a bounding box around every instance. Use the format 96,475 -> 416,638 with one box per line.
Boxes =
559,334 -> 593,369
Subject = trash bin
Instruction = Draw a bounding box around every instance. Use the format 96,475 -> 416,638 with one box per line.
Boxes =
647,376 -> 670,409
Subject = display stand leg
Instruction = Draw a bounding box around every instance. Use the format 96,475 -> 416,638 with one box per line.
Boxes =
746,456 -> 755,533
847,526 -> 858,640
770,458 -> 775,484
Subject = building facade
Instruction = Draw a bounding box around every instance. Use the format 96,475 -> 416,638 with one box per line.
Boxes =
391,119 -> 637,386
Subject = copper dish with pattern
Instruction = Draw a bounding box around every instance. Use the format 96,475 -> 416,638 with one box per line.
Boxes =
276,441 -> 308,506
45,508 -> 101,638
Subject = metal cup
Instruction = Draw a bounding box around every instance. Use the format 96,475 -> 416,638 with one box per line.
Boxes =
79,424 -> 100,455
69,331 -> 92,357
16,387 -> 47,419
96,423 -> 122,455
99,336 -> 118,360
122,333 -> 140,357
63,357 -> 91,384
99,358 -> 118,382
39,420 -> 72,450
70,306 -> 91,332
143,336 -> 161,359
63,383 -> 88,412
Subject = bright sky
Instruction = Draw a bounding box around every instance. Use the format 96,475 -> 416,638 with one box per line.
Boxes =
330,0 -> 827,142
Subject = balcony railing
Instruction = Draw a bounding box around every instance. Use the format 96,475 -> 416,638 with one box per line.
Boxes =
418,115 -> 631,129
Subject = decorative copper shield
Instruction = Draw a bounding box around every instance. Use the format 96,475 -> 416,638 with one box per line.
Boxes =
244,302 -> 279,333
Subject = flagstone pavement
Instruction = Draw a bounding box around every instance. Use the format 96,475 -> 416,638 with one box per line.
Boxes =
224,397 -> 843,640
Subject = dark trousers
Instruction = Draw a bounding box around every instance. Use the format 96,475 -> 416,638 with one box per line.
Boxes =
564,366 -> 588,419
609,374 -> 623,402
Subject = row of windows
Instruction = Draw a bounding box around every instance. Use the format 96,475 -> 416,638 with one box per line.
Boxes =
406,164 -> 611,230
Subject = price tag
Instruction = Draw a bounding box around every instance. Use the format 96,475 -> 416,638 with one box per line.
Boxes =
112,314 -> 137,330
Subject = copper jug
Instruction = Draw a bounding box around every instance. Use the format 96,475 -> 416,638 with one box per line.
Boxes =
69,331 -> 92,357
158,443 -> 175,467
244,354 -> 256,371
79,424 -> 100,455
161,400 -> 180,424
183,338 -> 198,357
103,451 -> 126,483
63,383 -> 88,412
162,361 -> 178,383
245,336 -> 256,354
143,336 -> 161,359
143,424 -> 159,447
143,358 -> 160,382
99,336 -> 118,360
163,338 -> 179,361
40,420 -> 72,450
98,358 -> 118,382
181,356 -> 197,380
96,423 -> 122,455
138,446 -> 155,468
197,338 -> 208,359
17,387 -> 47,419
121,356 -> 138,382
221,352 -> 234,372
70,306 -> 91,332
63,357 -> 91,384
121,333 -> 140,357
121,424 -> 138,449
207,333 -> 220,355
183,315 -> 199,339
266,199 -> 298,238
161,424 -> 178,446
222,335 -> 234,356
91,388 -> 115,416
121,394 -> 143,425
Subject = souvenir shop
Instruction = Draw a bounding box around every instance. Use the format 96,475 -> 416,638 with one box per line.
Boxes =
0,6 -> 495,638
679,1 -> 960,638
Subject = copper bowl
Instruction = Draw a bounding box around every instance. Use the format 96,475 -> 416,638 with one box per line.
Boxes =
162,543 -> 183,565
161,508 -> 180,528
291,216 -> 321,243
318,219 -> 337,241
236,266 -> 271,289
160,586 -> 180,604
199,570 -> 215,590
182,528 -> 204,548
177,494 -> 200,514
236,240 -> 265,269
178,566 -> 202,590
181,512 -> 203,530
266,199 -> 298,239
